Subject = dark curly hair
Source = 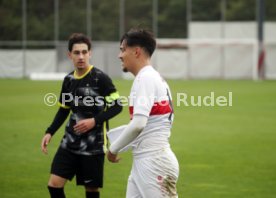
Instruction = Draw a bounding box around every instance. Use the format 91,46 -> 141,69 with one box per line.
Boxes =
120,28 -> 156,57
68,33 -> 91,52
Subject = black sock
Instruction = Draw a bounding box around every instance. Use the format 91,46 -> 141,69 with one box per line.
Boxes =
47,186 -> 66,198
86,191 -> 100,198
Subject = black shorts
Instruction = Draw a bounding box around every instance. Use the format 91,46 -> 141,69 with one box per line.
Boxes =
51,147 -> 105,187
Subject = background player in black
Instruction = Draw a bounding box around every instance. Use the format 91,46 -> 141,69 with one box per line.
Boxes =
41,33 -> 122,198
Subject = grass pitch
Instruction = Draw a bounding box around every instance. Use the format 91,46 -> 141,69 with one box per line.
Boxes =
0,79 -> 276,198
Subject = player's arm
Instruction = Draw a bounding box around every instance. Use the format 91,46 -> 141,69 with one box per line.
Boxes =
95,92 -> 122,124
108,74 -> 155,162
73,101 -> 122,133
107,114 -> 148,162
41,107 -> 70,154
46,107 -> 70,135
74,70 -> 123,133
45,77 -> 71,136
98,70 -> 123,124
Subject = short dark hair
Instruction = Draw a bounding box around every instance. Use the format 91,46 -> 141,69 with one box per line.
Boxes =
68,33 -> 91,52
120,28 -> 156,57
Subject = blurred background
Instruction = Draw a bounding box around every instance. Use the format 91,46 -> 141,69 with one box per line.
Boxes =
0,0 -> 275,80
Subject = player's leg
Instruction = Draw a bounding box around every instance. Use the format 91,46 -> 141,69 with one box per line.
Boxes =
135,149 -> 179,198
48,147 -> 77,198
126,174 -> 142,198
77,154 -> 105,198
48,174 -> 67,198
154,149 -> 179,198
131,157 -> 163,198
48,174 -> 67,187
85,187 -> 100,198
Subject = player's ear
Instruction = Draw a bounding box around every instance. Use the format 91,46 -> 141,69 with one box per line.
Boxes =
67,51 -> 72,59
134,47 -> 141,57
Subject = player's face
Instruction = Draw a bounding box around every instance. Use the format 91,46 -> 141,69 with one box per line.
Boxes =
68,43 -> 91,70
118,40 -> 136,73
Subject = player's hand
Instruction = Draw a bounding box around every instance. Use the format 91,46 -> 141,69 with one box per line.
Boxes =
41,133 -> 52,154
107,150 -> 121,163
74,118 -> 96,133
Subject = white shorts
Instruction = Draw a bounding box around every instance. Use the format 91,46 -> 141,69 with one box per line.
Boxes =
126,148 -> 179,198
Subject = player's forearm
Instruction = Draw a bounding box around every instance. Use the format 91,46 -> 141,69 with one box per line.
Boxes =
46,107 -> 70,136
94,99 -> 122,124
109,114 -> 148,154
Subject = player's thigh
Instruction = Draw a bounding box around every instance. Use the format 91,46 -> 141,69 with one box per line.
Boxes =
134,152 -> 179,197
148,151 -> 179,197
50,147 -> 77,182
126,174 -> 142,198
76,154 -> 105,187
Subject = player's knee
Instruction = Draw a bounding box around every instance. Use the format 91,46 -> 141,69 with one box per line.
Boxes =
85,187 -> 100,198
48,174 -> 66,188
85,186 -> 99,192
48,182 -> 60,188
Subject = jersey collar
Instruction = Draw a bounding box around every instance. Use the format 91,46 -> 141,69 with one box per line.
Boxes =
74,65 -> 93,79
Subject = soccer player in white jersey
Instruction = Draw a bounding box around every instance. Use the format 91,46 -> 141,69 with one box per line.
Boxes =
107,28 -> 179,198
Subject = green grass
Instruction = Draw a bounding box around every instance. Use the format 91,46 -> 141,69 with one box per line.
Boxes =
0,79 -> 276,198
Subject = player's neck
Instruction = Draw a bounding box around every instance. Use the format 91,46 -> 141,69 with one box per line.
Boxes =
132,59 -> 151,76
75,65 -> 91,77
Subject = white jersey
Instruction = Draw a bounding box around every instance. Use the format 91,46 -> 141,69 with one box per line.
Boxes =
129,66 -> 174,157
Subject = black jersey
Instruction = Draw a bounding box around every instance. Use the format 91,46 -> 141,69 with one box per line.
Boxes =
58,65 -> 119,155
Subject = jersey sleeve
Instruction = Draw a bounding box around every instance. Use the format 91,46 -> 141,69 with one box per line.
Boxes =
97,71 -> 120,104
46,107 -> 70,135
58,77 -> 71,109
133,74 -> 155,117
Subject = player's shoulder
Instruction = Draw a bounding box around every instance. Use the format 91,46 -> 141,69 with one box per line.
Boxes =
90,66 -> 106,77
90,66 -> 116,90
91,66 -> 112,82
63,71 -> 74,81
91,66 -> 102,73
137,66 -> 159,82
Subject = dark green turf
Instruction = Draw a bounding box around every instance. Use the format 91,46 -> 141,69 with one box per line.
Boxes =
0,79 -> 275,198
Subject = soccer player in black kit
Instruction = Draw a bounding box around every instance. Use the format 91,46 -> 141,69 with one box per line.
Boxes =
41,33 -> 122,198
